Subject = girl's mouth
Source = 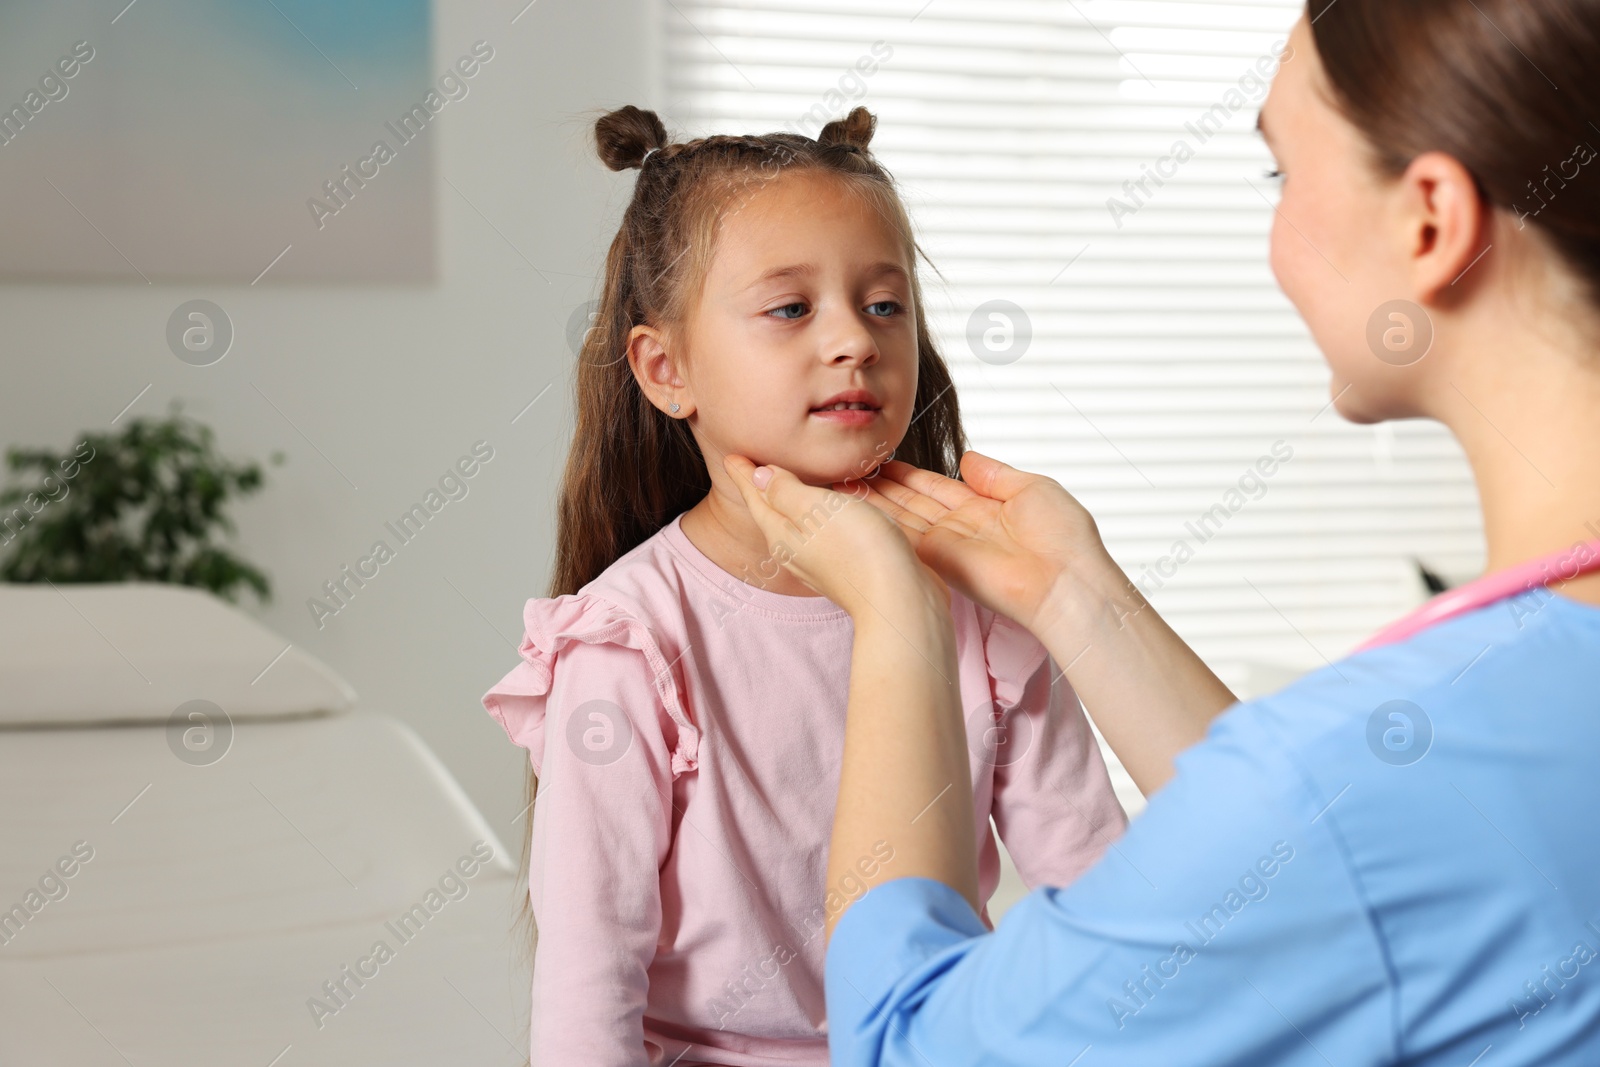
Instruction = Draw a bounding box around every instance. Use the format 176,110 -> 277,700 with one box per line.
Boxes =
806,395 -> 883,428
806,404 -> 883,425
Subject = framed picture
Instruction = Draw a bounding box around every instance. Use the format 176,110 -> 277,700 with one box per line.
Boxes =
0,0 -> 437,283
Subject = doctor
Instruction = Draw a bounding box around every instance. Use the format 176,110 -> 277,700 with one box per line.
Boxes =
725,0 -> 1600,1062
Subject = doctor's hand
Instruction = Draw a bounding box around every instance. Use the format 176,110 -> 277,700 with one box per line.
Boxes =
723,454 -> 951,620
836,451 -> 1114,636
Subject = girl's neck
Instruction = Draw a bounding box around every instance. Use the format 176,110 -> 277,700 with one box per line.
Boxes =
678,491 -> 826,599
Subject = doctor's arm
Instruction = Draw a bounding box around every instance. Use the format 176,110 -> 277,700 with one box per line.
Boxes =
824,697 -> 1394,1067
726,454 -> 1390,1066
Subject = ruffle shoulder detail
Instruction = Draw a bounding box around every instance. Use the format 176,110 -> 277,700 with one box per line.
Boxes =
480,592 -> 699,777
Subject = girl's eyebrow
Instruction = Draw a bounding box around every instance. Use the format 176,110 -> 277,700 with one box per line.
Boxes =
864,261 -> 911,283
746,263 -> 816,288
743,261 -> 910,290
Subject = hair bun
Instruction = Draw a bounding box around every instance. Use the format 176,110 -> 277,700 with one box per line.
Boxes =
818,106 -> 876,151
595,105 -> 669,171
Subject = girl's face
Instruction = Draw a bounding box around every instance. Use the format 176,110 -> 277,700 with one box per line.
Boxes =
665,170 -> 919,486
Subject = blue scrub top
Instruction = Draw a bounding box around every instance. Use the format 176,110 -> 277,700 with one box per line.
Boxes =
826,590 -> 1600,1065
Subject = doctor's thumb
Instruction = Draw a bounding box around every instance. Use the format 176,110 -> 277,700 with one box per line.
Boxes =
960,450 -> 1036,502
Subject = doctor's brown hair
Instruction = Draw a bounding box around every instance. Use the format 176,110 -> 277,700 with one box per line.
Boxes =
1306,0 -> 1600,308
550,104 -> 965,603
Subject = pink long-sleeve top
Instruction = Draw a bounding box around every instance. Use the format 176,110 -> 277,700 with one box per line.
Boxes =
481,511 -> 1127,1065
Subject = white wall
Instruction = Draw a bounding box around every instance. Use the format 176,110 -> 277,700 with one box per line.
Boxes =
0,0 -> 659,831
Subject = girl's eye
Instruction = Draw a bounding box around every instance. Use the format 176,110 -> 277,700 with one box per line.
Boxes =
865,300 -> 902,317
767,302 -> 808,320
1264,168 -> 1286,182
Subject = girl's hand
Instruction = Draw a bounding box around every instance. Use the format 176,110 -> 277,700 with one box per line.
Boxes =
836,450 -> 1113,635
723,454 -> 950,619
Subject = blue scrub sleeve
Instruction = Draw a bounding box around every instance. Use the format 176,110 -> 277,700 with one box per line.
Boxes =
825,700 -> 1398,1067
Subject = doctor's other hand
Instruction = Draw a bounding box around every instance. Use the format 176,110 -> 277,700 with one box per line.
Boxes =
838,450 -> 1116,636
724,454 -> 951,619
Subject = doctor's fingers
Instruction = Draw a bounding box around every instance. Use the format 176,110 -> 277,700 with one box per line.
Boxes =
874,460 -> 983,514
860,472 -> 955,528
838,479 -> 934,534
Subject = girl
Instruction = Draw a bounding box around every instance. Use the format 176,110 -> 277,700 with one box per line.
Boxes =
480,104 -> 1126,1065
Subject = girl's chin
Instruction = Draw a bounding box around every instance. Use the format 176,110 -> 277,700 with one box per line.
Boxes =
779,453 -> 894,488
738,434 -> 897,487
746,463 -> 873,490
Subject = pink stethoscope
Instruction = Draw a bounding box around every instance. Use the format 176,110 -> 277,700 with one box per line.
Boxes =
1356,537 -> 1600,652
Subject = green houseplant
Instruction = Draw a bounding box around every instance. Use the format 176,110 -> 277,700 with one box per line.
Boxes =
0,403 -> 283,603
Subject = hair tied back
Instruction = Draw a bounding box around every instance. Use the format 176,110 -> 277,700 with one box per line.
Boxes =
596,105 -> 670,171
818,106 -> 876,153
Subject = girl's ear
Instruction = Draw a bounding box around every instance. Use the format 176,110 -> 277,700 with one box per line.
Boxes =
626,324 -> 693,418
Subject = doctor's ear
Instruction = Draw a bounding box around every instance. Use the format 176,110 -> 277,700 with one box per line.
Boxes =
1395,151 -> 1493,304
626,324 -> 694,418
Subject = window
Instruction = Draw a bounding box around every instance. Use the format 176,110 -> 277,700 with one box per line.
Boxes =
662,0 -> 1484,688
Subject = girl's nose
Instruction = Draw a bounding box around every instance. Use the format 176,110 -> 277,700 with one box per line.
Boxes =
822,308 -> 879,366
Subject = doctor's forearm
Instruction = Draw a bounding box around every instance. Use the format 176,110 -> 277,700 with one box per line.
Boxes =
826,581 -> 977,942
1036,551 -> 1237,797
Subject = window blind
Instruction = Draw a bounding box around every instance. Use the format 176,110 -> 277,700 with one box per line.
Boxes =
660,0 -> 1485,687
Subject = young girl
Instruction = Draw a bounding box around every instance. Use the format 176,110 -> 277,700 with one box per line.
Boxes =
480,104 -> 1125,1065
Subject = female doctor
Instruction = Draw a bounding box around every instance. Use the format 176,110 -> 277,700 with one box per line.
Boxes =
725,0 -> 1600,1062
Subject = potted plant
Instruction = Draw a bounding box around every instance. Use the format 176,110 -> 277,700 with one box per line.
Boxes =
0,403 -> 283,603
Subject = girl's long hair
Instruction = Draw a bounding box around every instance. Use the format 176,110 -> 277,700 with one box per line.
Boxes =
516,104 -> 968,955
552,104 -> 966,596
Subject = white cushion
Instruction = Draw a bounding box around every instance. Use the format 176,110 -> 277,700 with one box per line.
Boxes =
0,582 -> 355,725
